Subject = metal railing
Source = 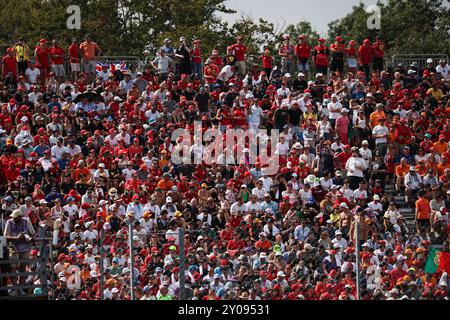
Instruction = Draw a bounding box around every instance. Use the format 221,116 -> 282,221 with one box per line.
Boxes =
389,54 -> 448,69
0,227 -> 53,299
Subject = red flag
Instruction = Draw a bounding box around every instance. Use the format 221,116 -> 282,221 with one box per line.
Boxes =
437,252 -> 450,274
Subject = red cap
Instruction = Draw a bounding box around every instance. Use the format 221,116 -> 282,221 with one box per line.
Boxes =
439,134 -> 445,140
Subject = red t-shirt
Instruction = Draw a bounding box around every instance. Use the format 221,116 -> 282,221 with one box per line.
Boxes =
35,47 -> 50,68
295,43 -> 312,59
68,43 -> 80,63
313,45 -> 329,66
191,47 -> 202,64
372,41 -> 385,58
50,47 -> 64,65
358,45 -> 372,65
2,56 -> 17,77
260,55 -> 273,69
230,43 -> 247,61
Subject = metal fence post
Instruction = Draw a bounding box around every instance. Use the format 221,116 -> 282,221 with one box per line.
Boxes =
128,221 -> 135,300
99,230 -> 104,300
38,226 -> 49,297
355,221 -> 361,301
179,228 -> 185,300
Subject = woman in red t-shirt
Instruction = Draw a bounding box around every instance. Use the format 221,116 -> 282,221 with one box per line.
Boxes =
34,39 -> 51,84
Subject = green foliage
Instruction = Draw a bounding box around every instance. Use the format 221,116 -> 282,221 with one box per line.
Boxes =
328,0 -> 450,56
284,21 -> 321,44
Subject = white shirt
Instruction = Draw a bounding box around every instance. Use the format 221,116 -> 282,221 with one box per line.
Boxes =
252,187 -> 266,201
51,145 -> 67,158
25,67 -> 41,84
436,64 -> 449,79
345,156 -> 367,178
260,177 -> 273,192
230,202 -> 248,214
327,101 -> 342,120
249,104 -> 263,124
359,147 -> 372,168
353,189 -> 368,199
372,125 -> 389,144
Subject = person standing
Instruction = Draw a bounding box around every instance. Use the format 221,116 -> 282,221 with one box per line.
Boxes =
230,36 -> 248,77
79,35 -> 101,83
50,40 -> 66,84
152,49 -> 174,82
372,117 -> 389,157
295,35 -> 312,78
358,39 -> 372,82
34,39 -> 51,85
345,147 -> 367,190
12,38 -> 30,75
329,36 -> 345,75
191,40 -> 202,80
372,36 -> 385,73
313,38 -> 329,76
68,38 -> 81,81
174,36 -> 191,76
3,210 -> 35,296
2,48 -> 18,81
278,35 -> 295,75
346,40 -> 358,74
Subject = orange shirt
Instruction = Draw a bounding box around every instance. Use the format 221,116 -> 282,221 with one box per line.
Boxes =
79,41 -> 99,60
416,165 -> 427,176
369,111 -> 386,128
157,179 -> 174,191
433,141 -> 448,154
415,198 -> 430,220
395,164 -> 410,178
73,167 -> 91,181
437,162 -> 450,177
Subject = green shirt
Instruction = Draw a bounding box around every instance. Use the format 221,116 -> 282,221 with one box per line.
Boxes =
158,294 -> 172,300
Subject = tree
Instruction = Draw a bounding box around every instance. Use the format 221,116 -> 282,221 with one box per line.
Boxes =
284,21 -> 321,45
328,0 -> 450,57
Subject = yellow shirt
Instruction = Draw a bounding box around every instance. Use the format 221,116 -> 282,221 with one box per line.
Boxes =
427,88 -> 443,101
13,44 -> 30,62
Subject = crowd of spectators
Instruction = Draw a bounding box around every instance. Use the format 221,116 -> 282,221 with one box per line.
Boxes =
0,34 -> 449,300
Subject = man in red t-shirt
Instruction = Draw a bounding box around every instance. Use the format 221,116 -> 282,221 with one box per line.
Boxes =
50,40 -> 65,83
358,39 -> 372,82
372,36 -> 385,73
313,38 -> 329,75
68,37 -> 81,81
295,35 -> 312,76
230,36 -> 248,76
2,48 -> 18,80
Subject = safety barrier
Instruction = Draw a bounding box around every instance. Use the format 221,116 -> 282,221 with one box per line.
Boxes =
389,54 -> 448,69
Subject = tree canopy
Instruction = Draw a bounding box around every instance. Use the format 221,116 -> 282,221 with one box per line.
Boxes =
328,0 -> 450,57
0,0 -> 448,59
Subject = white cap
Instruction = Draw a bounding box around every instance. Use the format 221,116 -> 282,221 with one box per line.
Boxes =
335,230 -> 342,235
362,140 -> 369,145
341,108 -> 349,113
245,93 -> 254,99
284,73 -> 292,78
21,116 -> 28,122
298,72 -> 305,77
277,271 -> 286,277
166,196 -> 172,202
427,58 -> 433,63
340,202 -> 348,208
90,271 -> 98,278
373,194 -> 380,201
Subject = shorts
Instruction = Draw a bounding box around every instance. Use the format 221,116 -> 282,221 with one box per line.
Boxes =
71,63 -> 81,72
82,59 -> 96,74
347,58 -> 357,69
298,59 -> 310,72
52,64 -> 66,77
9,250 -> 30,269
417,219 -> 430,228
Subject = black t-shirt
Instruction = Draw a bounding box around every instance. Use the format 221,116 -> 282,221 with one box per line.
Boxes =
194,93 -> 210,112
289,108 -> 302,126
293,79 -> 308,92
